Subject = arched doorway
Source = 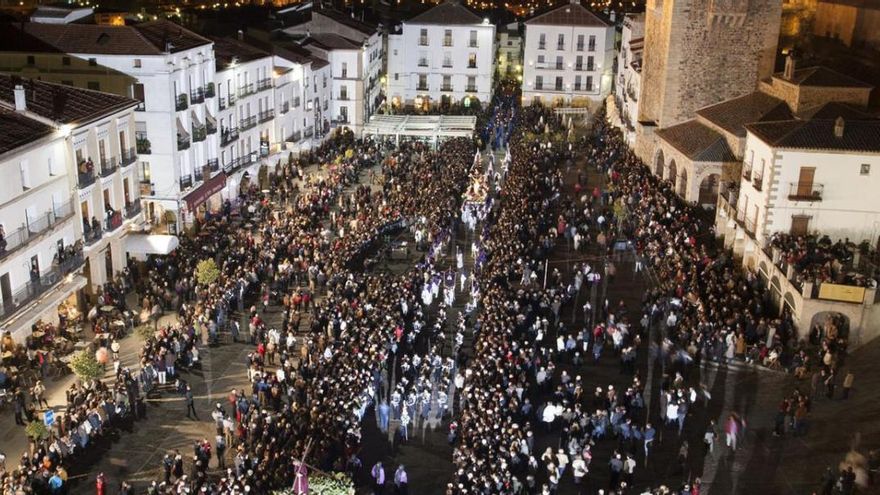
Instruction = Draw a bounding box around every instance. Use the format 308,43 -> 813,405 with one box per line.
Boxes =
678,168 -> 689,198
808,311 -> 850,343
698,173 -> 720,206
667,159 -> 677,185
654,150 -> 665,176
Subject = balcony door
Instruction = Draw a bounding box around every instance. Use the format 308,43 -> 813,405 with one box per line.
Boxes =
119,130 -> 127,155
796,167 -> 815,197
0,273 -> 10,311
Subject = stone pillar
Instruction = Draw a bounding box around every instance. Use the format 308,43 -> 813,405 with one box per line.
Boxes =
802,281 -> 813,300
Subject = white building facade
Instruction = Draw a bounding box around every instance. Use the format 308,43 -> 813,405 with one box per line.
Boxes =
386,0 -> 496,109
614,13 -> 645,143
522,1 -> 614,108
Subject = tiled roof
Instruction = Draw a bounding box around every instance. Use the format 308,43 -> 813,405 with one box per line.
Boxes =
0,20 -> 210,56
302,33 -> 362,50
745,118 -> 880,152
799,101 -> 877,120
408,0 -> 483,25
314,8 -> 378,35
211,36 -> 271,71
525,2 -> 610,27
696,91 -> 793,137
655,120 -> 738,162
774,66 -> 874,88
0,75 -> 138,125
0,108 -> 55,156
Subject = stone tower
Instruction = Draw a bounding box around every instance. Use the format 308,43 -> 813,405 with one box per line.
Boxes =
637,0 -> 782,130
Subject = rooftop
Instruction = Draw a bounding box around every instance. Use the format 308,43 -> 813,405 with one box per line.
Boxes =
0,108 -> 55,156
313,8 -> 378,35
407,0 -> 484,25
655,120 -> 738,162
772,66 -> 875,89
0,75 -> 138,125
746,117 -> 880,152
0,20 -> 211,56
211,36 -> 271,71
696,91 -> 794,138
525,1 -> 611,27
301,32 -> 363,51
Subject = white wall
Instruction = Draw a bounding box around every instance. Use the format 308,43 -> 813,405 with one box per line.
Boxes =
522,23 -> 614,105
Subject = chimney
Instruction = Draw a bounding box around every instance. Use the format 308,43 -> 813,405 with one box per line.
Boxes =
834,117 -> 845,139
13,84 -> 26,112
237,29 -> 244,41
783,53 -> 796,80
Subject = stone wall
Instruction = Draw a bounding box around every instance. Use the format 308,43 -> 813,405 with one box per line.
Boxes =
759,78 -> 873,113
638,0 -> 783,129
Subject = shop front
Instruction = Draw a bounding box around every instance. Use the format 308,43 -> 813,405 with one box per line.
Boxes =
181,172 -> 227,225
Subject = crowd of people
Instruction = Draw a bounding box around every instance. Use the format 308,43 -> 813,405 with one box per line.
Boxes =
766,233 -> 878,291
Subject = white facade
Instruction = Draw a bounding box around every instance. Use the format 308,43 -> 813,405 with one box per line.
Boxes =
737,132 -> 880,246
386,11 -> 495,108
522,4 -> 614,107
614,13 -> 644,144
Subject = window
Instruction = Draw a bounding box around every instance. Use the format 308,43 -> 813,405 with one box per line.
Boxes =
141,162 -> 151,182
537,54 -> 545,64
418,74 -> 428,90
133,83 -> 145,110
538,33 -> 546,50
26,55 -> 35,65
575,55 -> 583,70
576,34 -> 584,51
555,56 -> 563,70
467,76 -> 476,92
394,73 -> 399,81
442,74 -> 452,91
555,76 -> 563,91
444,29 -> 453,47
588,35 -> 596,51
340,86 -> 348,100
575,75 -> 582,91
88,81 -> 100,91
419,28 -> 428,46
469,30 -> 478,48
535,75 -> 543,90
443,52 -> 452,68
62,56 -> 71,66
49,156 -> 62,176
341,62 -> 348,78
20,161 -> 30,190
587,56 -> 595,71
586,76 -> 593,91
861,164 -> 871,175
88,58 -> 97,66
134,59 -> 142,68
557,33 -> 565,50
468,53 -> 477,69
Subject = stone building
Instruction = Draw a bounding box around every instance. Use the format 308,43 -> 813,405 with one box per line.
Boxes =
814,0 -> 880,51
634,0 -> 783,162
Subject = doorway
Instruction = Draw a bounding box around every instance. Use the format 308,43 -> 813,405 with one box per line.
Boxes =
0,273 -> 11,311
104,248 -> 113,283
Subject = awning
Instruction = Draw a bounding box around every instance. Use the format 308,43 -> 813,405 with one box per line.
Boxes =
182,172 -> 226,210
126,234 -> 180,258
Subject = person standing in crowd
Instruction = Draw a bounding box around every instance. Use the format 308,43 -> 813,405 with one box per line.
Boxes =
185,385 -> 198,419
371,461 -> 386,494
393,465 -> 408,495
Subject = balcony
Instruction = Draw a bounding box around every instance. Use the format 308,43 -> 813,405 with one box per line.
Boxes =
0,249 -> 84,321
175,93 -> 188,111
417,84 -> 429,91
192,123 -> 207,142
238,83 -> 255,98
256,78 -> 272,92
206,120 -> 217,135
136,134 -> 151,155
77,166 -> 96,188
293,97 -> 301,108
194,167 -> 204,183
753,175 -> 763,191
280,101 -> 290,114
555,62 -> 563,70
588,43 -> 596,52
788,182 -> 824,202
442,61 -> 453,68
468,62 -> 477,69
190,87 -> 205,104
586,64 -> 595,72
219,97 -> 229,110
576,43 -> 584,51
124,201 -> 142,219
135,101 -> 145,112
441,85 -> 453,92
221,127 -> 239,146
469,40 -> 478,48
206,158 -> 219,173
538,42 -> 546,50
466,85 -> 477,92
0,201 -> 75,262
744,217 -> 757,236
331,116 -> 349,126
205,82 -> 215,98
418,59 -> 429,67
557,43 -> 565,50
259,109 -> 274,123
304,126 -> 313,138
177,133 -> 191,151
99,157 -> 118,178
575,64 -> 583,71
742,168 -> 752,181
240,115 -> 257,131
104,211 -> 123,233
535,83 -> 544,91
287,130 -> 302,142
83,221 -> 103,246
419,37 -> 428,46
443,37 -> 452,47
120,147 -> 137,167
180,174 -> 193,190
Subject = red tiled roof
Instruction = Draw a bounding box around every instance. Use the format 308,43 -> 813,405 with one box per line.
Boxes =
0,75 -> 139,125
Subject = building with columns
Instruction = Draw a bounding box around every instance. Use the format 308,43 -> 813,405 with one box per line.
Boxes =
521,0 -> 614,108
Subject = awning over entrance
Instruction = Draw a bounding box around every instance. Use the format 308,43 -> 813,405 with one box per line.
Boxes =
126,234 -> 180,259
182,172 -> 226,211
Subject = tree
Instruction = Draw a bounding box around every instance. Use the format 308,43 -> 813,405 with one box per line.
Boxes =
25,421 -> 49,442
195,258 -> 220,286
70,350 -> 103,383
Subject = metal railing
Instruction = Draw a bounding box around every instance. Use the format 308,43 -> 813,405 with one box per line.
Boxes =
78,167 -> 96,188
240,115 -> 257,130
0,202 -> 75,261
280,101 -> 290,114
788,182 -> 824,201
441,85 -> 453,92
538,42 -> 546,50
219,97 -> 228,110
468,62 -> 477,69
104,211 -> 123,232
287,130 -> 302,143
332,117 -> 348,126
206,120 -> 217,135
83,221 -> 102,246
576,43 -> 584,51
744,217 -> 757,235
220,127 -> 239,146
136,133 -> 151,154
466,85 -> 477,92
0,249 -> 85,321
177,133 -> 191,151
205,82 -> 215,98
469,40 -> 478,48
418,59 -> 428,67
125,201 -> 142,219
417,84 -> 429,91
180,175 -> 193,189
419,36 -> 428,46
175,93 -> 188,111
120,147 -> 137,167
194,167 -> 204,182
238,83 -> 255,98
259,109 -> 274,122
206,159 -> 219,172
192,123 -> 207,142
557,43 -> 565,50
99,157 -> 118,177
190,87 -> 205,104
753,175 -> 763,191
256,78 -> 272,92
